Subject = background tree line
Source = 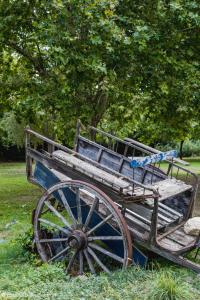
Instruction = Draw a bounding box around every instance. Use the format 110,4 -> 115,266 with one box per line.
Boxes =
0,0 -> 199,159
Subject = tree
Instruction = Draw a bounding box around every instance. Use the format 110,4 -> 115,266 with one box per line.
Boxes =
0,0 -> 136,144
0,0 -> 199,147
100,0 -> 200,150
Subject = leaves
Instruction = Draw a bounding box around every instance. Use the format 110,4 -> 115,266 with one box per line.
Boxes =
0,0 -> 199,146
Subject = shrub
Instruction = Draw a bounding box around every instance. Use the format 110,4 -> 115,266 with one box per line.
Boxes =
181,140 -> 200,157
14,227 -> 37,262
156,140 -> 200,157
0,112 -> 26,148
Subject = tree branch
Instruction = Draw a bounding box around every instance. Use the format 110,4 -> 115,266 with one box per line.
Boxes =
91,91 -> 108,127
6,41 -> 48,77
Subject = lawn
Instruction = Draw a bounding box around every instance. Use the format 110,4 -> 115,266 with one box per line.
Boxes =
184,157 -> 200,175
159,158 -> 200,175
0,162 -> 200,299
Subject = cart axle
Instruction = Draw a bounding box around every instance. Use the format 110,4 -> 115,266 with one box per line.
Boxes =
68,230 -> 87,250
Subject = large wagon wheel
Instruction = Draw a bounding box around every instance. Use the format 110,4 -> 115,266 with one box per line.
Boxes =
34,180 -> 132,275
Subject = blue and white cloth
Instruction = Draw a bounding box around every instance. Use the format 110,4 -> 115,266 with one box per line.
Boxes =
130,150 -> 177,168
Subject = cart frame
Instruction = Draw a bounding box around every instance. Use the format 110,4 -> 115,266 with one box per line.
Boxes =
25,122 -> 200,273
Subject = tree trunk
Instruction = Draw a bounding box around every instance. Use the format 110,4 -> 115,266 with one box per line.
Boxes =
90,93 -> 108,141
91,95 -> 108,128
179,140 -> 184,159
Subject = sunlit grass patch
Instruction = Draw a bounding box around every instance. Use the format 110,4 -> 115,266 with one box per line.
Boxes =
148,271 -> 194,300
0,163 -> 41,241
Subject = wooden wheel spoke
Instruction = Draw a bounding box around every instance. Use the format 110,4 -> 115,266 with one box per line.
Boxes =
83,249 -> 96,274
39,238 -> 68,243
66,250 -> 78,273
88,235 -> 123,241
44,200 -> 71,228
58,189 -> 77,224
34,180 -> 132,275
48,246 -> 70,262
76,188 -> 82,224
79,250 -> 84,275
83,197 -> 99,231
87,247 -> 110,274
86,213 -> 113,236
89,242 -> 124,264
38,218 -> 70,235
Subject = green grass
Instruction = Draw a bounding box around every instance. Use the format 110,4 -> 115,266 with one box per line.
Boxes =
0,163 -> 41,240
159,159 -> 200,175
184,158 -> 200,174
0,162 -> 200,299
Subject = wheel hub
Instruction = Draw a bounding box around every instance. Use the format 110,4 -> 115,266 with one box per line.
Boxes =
35,180 -> 133,274
68,230 -> 87,250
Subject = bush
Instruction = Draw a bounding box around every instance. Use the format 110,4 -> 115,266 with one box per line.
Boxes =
0,112 -> 26,148
14,227 -> 38,262
181,140 -> 200,157
156,140 -> 200,158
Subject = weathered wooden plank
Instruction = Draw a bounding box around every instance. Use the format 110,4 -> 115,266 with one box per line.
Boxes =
123,203 -> 169,231
157,213 -> 174,224
52,150 -> 157,199
169,230 -> 196,245
78,136 -> 125,160
152,178 -> 192,201
100,150 -> 121,172
159,237 -> 183,252
167,232 -> 195,247
158,202 -> 183,218
53,150 -> 131,190
175,228 -> 196,240
125,203 -> 176,227
158,206 -> 179,220
125,209 -> 151,226
125,212 -> 151,232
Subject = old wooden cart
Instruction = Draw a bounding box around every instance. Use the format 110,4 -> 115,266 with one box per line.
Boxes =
25,121 -> 200,274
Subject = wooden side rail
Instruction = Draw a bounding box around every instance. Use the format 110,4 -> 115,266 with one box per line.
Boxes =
25,128 -> 159,198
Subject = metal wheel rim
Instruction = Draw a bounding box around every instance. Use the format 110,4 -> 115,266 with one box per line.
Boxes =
34,180 -> 132,275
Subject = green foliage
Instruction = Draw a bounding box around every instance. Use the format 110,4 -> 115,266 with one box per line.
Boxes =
100,0 -> 200,144
156,140 -> 200,158
0,0 -> 135,144
181,140 -> 200,157
0,1 -> 199,146
0,111 -> 26,148
14,227 -> 37,262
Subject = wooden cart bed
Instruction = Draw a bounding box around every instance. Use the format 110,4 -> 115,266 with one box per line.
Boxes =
51,149 -> 193,244
25,123 -> 200,273
52,150 -> 192,200
47,164 -> 197,256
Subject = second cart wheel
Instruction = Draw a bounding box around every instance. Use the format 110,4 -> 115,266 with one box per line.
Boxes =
34,180 -> 132,275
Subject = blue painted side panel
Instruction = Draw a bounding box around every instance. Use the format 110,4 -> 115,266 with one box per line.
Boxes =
78,139 -> 165,185
34,162 -> 148,267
